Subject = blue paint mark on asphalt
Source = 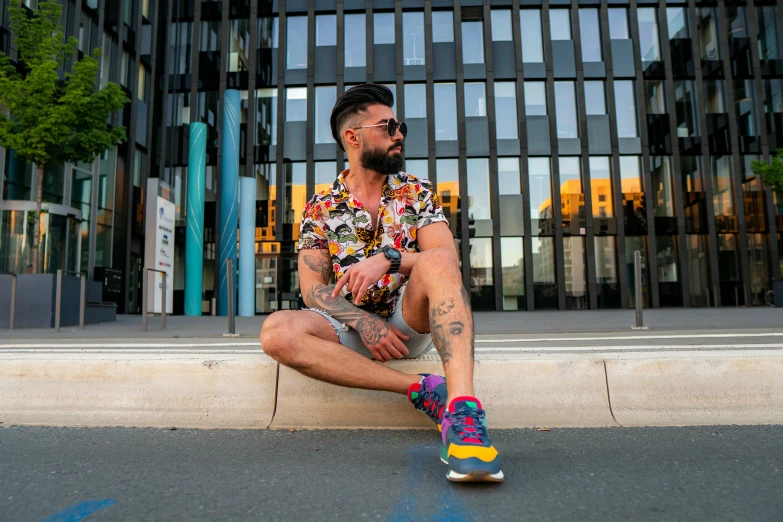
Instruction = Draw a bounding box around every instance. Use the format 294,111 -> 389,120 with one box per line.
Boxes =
388,444 -> 474,522
40,499 -> 117,522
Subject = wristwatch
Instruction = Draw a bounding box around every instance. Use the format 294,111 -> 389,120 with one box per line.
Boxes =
379,246 -> 402,274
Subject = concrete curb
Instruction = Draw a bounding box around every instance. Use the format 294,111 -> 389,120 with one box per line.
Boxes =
0,352 -> 278,429
1,349 -> 782,429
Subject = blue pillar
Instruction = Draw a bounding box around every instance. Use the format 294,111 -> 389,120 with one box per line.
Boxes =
185,122 -> 207,316
239,177 -> 256,316
218,89 -> 240,316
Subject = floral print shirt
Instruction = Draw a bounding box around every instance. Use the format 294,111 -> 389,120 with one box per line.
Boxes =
298,170 -> 448,318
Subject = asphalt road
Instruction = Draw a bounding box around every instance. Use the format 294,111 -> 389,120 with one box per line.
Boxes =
1,426 -> 782,521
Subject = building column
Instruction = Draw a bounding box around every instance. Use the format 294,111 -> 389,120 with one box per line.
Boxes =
238,176 -> 256,316
185,122 -> 207,316
218,89 -> 241,316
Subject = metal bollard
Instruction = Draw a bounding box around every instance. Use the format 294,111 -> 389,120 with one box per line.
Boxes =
55,269 -> 63,332
9,274 -> 16,330
142,268 -> 148,332
79,273 -> 86,329
632,250 -> 647,330
211,297 -> 216,316
161,272 -> 167,330
227,258 -> 236,335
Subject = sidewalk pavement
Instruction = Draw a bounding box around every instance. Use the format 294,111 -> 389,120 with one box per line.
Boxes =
1,308 -> 782,430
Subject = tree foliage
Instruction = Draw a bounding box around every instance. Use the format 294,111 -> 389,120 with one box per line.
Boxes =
0,0 -> 129,272
750,149 -> 783,209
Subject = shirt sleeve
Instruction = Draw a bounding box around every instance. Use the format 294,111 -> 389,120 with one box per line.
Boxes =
415,179 -> 450,230
297,197 -> 329,250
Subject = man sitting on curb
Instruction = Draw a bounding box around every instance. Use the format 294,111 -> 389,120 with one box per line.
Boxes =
259,84 -> 503,483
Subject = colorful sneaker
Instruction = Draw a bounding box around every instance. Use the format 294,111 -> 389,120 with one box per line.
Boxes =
440,396 -> 504,482
407,374 -> 448,431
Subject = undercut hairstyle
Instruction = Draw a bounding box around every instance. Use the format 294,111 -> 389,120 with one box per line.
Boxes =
330,84 -> 395,151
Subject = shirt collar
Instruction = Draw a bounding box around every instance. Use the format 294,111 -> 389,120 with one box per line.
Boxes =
336,169 -> 398,208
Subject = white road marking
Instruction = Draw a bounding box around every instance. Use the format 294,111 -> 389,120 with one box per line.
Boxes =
474,344 -> 783,352
474,332 -> 783,343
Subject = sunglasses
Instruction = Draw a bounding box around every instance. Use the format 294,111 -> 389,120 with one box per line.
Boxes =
353,118 -> 407,139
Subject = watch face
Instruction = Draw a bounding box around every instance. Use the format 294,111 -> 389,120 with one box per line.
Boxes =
387,248 -> 402,261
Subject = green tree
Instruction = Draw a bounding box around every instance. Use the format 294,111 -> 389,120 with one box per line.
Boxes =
0,0 -> 129,273
750,149 -> 783,213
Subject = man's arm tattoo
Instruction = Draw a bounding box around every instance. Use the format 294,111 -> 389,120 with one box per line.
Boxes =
302,253 -> 332,283
304,284 -> 371,329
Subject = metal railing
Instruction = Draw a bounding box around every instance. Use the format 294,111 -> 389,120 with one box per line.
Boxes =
141,268 -> 167,332
1,272 -> 16,329
55,269 -> 86,332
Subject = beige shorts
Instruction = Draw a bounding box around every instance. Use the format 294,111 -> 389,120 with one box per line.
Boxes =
306,290 -> 433,360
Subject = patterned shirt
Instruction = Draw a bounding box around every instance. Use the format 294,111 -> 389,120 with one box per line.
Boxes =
298,170 -> 448,317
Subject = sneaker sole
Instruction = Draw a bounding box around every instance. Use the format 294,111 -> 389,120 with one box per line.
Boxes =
447,469 -> 505,482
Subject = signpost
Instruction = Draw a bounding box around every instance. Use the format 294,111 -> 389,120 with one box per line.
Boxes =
144,178 -> 176,316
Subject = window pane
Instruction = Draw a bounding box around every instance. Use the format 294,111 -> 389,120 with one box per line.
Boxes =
462,21 -> 485,64
564,236 -> 588,309
705,80 -> 727,113
712,156 -> 735,217
470,237 -> 494,309
344,14 -> 366,67
403,12 -> 425,65
498,157 -> 520,194
651,156 -> 675,217
555,82 -> 578,139
532,237 -> 557,308
491,10 -> 513,42
286,162 -> 307,242
464,82 -> 487,118
734,80 -> 758,137
382,83 -> 396,114
315,161 -> 336,193
559,157 -> 583,232
521,10 -> 544,63
667,7 -> 689,40
614,81 -> 638,138
550,10 -> 571,40
374,13 -> 395,45
638,8 -> 661,63
589,157 -> 613,218
316,15 -> 336,46
608,8 -> 629,39
501,237 -> 525,311
698,7 -> 721,61
404,159 -> 428,179
757,6 -> 781,61
529,157 -> 553,235
315,86 -> 336,144
433,11 -> 454,43
404,84 -> 426,119
227,19 -> 250,72
256,88 -> 277,146
436,159 -> 460,238
494,82 -> 518,139
258,17 -> 278,49
579,9 -> 602,62
287,17 -> 307,69
435,83 -> 458,141
584,81 -> 606,115
764,79 -> 783,113
645,80 -> 667,114
524,82 -> 547,115
674,80 -> 700,137
467,158 -> 492,238
286,87 -> 307,121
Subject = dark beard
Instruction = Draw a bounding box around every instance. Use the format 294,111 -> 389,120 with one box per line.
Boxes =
360,145 -> 403,175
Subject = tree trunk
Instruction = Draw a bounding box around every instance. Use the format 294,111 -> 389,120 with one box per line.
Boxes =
31,163 -> 45,274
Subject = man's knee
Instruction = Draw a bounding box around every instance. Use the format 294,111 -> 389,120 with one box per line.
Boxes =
259,311 -> 297,361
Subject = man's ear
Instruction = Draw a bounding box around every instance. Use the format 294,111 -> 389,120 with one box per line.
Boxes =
343,127 -> 362,150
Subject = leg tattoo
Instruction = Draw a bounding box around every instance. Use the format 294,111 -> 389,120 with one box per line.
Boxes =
429,287 -> 474,365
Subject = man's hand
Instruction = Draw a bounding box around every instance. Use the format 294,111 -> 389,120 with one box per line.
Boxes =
354,315 -> 410,362
332,254 -> 391,305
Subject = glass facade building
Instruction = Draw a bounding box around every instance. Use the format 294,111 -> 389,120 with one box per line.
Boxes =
1,0 -> 782,313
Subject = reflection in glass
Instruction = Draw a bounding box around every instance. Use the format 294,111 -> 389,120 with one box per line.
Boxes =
315,86 -> 336,144
467,158 -> 492,237
757,6 -> 781,61
498,158 -> 521,195
595,236 -> 620,308
748,233 -> 770,306
657,235 -> 681,306
532,237 -> 557,309
564,236 -> 587,309
666,7 -> 689,40
559,157 -> 584,232
734,80 -> 758,137
464,83 -> 487,118
256,88 -> 277,146
374,13 -> 395,45
698,7 -> 721,61
462,21 -> 485,64
314,161 -> 336,194
686,234 -> 711,307
555,82 -> 579,139
589,157 -> 613,218
258,17 -> 279,49
645,80 -> 667,114
625,236 -> 649,307
712,156 -> 735,217
470,237 -> 494,310
584,81 -> 606,115
403,12 -> 425,65
2,151 -> 33,200
404,159 -> 428,180
436,159 -> 460,243
650,156 -> 674,217
316,15 -> 336,46
524,82 -> 547,116
285,162 -> 307,242
521,10 -> 544,63
491,10 -> 513,42
71,166 -> 92,272
227,19 -> 250,72
608,8 -> 629,40
435,83 -> 458,141
286,17 -> 307,69
286,88 -> 307,121
494,83 -> 518,139
404,84 -> 426,119
614,81 -> 638,138
344,14 -> 366,67
705,80 -> 727,113
764,79 -> 783,113
674,80 -> 700,137
528,158 -> 553,236
550,10 -> 571,41
433,11 -> 454,43
579,9 -> 602,62
501,237 -> 525,310
637,8 -> 661,63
